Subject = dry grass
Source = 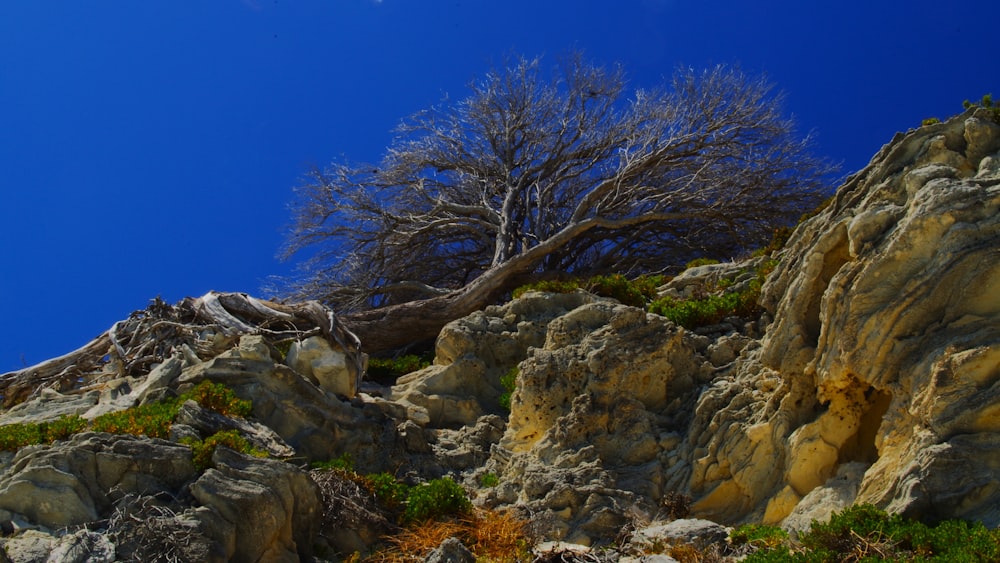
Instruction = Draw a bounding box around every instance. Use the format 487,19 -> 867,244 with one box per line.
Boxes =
367,508 -> 531,563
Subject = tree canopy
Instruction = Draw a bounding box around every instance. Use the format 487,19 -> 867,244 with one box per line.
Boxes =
282,53 -> 835,351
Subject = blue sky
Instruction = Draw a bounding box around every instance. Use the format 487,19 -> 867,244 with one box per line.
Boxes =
1,1 -> 995,371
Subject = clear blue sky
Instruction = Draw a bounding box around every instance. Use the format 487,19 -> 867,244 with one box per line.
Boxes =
1,1 -> 995,371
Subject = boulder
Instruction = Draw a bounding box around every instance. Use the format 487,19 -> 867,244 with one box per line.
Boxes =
189,447 -> 321,562
392,291 -> 599,427
285,335 -> 359,399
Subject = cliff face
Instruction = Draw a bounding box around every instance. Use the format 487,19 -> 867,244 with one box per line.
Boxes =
0,108 -> 997,558
689,107 -> 1000,527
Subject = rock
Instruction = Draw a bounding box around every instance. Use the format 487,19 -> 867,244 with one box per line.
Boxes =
0,389 -> 99,426
0,433 -> 197,530
1,530 -> 54,563
188,447 -> 321,563
392,291 -> 599,427
629,519 -> 731,553
683,108 -> 1000,527
424,537 -> 475,563
44,529 -> 115,563
286,335 -> 358,399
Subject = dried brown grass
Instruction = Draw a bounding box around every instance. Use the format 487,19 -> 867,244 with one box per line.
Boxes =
366,508 -> 531,563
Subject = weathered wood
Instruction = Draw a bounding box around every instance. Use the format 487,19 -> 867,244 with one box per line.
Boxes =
1,292 -> 364,409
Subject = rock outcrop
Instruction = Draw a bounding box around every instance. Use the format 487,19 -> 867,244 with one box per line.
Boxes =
0,109 -> 996,560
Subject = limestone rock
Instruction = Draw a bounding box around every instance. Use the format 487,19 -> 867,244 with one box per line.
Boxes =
0,433 -> 197,530
629,518 -> 731,553
684,108 -> 1000,527
424,537 -> 475,563
286,335 -> 359,398
392,291 -> 599,427
189,447 -> 320,562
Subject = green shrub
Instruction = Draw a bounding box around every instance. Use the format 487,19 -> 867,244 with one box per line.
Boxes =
922,117 -> 941,126
479,472 -> 500,488
180,429 -> 267,471
0,422 -> 44,451
311,452 -> 355,472
92,399 -> 181,439
732,523 -> 789,551
498,366 -> 518,411
367,354 -> 432,380
403,477 -> 472,524
42,414 -> 88,442
511,278 -> 581,299
963,93 -> 1000,123
366,471 -> 410,508
585,273 -> 666,308
0,383 -> 253,457
649,278 -> 762,329
744,504 -> 1000,562
186,380 -> 252,418
685,257 -> 720,269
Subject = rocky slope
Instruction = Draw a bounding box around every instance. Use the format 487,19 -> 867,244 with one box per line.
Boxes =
0,107 -> 997,561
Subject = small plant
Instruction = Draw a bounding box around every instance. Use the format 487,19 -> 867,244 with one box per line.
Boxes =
186,380 -> 252,418
92,399 -> 181,439
498,366 -> 518,411
180,429 -> 267,471
685,257 -> 720,269
479,472 -> 500,488
585,273 -> 666,308
511,278 -> 581,299
310,452 -> 355,472
731,523 -> 789,551
0,421 -> 44,451
921,117 -> 941,126
963,93 -> 1000,123
403,477 -> 472,524
367,354 -> 432,380
364,471 -> 410,508
742,504 -> 1000,562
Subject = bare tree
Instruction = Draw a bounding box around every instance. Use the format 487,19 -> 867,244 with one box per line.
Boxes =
283,53 -> 834,352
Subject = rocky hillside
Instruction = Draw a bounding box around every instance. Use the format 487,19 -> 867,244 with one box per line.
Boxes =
0,107 -> 997,561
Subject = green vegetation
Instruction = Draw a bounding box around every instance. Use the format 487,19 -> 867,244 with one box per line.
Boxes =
649,278 -> 763,329
735,504 -> 1000,562
0,414 -> 88,451
964,93 -> 1000,122
92,400 -> 180,439
685,257 -> 720,269
512,273 -> 665,307
180,430 -> 267,471
311,452 -> 355,472
402,477 -> 472,524
926,93 -> 999,127
498,366 -> 518,411
479,472 -> 500,488
367,354 -> 433,380
0,380 -> 254,460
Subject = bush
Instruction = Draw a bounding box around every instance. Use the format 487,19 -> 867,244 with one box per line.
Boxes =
180,430 -> 267,471
310,452 -> 355,472
365,471 -> 410,508
498,366 -> 518,411
403,477 -> 472,524
367,354 -> 432,380
92,399 -> 181,439
685,257 -> 720,269
649,278 -> 762,329
585,273 -> 666,308
742,504 -> 1000,562
511,278 -> 581,299
0,382 -> 252,453
186,380 -> 252,418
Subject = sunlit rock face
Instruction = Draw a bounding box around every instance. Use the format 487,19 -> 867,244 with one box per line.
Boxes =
687,107 -> 1000,527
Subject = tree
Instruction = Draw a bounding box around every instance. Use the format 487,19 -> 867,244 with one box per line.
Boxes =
283,53 -> 835,352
